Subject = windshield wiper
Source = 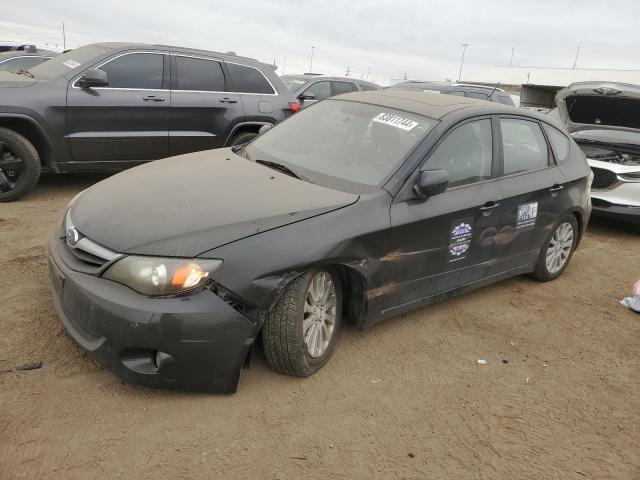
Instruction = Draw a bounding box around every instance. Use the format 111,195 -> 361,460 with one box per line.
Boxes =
15,69 -> 34,78
255,159 -> 306,180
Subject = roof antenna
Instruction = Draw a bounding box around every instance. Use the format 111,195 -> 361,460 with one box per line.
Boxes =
487,81 -> 501,100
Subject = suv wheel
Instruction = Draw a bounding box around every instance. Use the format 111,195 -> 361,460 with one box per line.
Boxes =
531,215 -> 578,281
262,269 -> 342,377
229,131 -> 258,147
0,127 -> 41,202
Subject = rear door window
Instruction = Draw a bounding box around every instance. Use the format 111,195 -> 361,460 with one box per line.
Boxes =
99,53 -> 164,89
500,118 -> 550,175
332,81 -> 356,96
226,62 -> 274,94
305,81 -> 331,100
175,56 -> 226,91
425,119 -> 493,188
358,83 -> 377,91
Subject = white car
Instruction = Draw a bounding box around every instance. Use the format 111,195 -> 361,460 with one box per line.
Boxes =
556,82 -> 640,223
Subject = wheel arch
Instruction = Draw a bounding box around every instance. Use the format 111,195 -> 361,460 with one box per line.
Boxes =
224,121 -> 273,146
0,114 -> 56,169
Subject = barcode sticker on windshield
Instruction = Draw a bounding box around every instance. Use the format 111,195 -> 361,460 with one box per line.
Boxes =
62,60 -> 81,69
373,113 -> 418,131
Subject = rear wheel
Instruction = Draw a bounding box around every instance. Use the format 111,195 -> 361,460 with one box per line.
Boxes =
0,127 -> 41,202
531,215 -> 578,281
262,269 -> 342,377
229,131 -> 258,147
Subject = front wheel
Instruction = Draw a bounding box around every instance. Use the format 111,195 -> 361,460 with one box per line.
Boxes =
531,215 -> 578,281
262,269 -> 342,377
229,131 -> 258,147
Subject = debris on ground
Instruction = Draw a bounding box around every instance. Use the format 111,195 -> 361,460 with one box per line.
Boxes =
476,359 -> 487,365
502,359 -> 509,364
16,361 -> 42,371
620,279 -> 640,313
370,379 -> 382,384
408,452 -> 415,458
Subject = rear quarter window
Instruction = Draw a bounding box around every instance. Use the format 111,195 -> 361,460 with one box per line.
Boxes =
543,124 -> 570,163
226,62 -> 275,94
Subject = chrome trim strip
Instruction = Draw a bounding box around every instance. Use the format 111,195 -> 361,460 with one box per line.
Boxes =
65,210 -> 122,262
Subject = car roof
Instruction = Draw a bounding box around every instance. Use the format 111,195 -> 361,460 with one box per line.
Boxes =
0,50 -> 57,59
334,89 -> 532,120
89,42 -> 265,66
283,74 -> 378,85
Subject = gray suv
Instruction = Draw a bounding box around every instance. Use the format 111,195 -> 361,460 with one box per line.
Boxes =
0,42 -> 298,201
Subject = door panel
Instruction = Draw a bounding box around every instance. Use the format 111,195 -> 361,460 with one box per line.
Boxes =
384,118 -> 501,313
492,117 -> 568,271
66,52 -> 169,163
168,55 -> 244,155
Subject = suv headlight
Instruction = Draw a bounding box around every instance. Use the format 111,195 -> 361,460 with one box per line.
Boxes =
103,256 -> 223,296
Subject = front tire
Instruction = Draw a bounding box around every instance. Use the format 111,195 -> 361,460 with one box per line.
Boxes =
262,269 -> 342,377
0,127 -> 41,202
531,215 -> 578,281
229,131 -> 258,147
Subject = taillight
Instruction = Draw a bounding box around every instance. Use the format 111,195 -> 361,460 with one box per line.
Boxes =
288,101 -> 300,113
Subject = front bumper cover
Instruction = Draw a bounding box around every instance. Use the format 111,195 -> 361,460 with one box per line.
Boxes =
48,236 -> 259,393
591,199 -> 640,224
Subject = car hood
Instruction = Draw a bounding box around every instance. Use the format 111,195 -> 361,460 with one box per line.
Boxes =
555,81 -> 640,134
0,71 -> 38,87
70,149 -> 359,257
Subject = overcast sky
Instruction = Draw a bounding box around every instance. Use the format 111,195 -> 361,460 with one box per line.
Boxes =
2,0 -> 639,84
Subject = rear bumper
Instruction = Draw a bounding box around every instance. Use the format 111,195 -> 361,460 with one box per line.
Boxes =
48,236 -> 259,393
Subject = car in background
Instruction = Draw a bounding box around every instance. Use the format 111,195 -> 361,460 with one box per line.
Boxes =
555,82 -> 640,223
282,74 -> 380,107
0,49 -> 57,73
389,80 -> 516,106
0,42 -> 299,201
49,90 -> 591,392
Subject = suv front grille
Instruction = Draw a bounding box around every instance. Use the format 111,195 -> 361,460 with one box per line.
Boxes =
590,167 -> 618,189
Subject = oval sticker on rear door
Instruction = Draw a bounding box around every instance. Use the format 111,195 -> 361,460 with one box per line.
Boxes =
373,113 -> 418,131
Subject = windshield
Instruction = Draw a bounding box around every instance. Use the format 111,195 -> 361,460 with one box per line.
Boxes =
245,99 -> 435,191
281,76 -> 310,92
30,44 -> 113,79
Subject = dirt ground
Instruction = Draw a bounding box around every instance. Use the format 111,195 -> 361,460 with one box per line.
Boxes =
1,173 -> 639,480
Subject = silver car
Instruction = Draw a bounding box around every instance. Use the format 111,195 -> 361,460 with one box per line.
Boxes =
556,82 -> 640,223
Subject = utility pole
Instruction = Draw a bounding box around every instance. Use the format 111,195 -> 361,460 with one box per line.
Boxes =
309,46 -> 315,74
345,66 -> 350,77
509,47 -> 514,67
366,67 -> 370,80
282,56 -> 286,76
572,46 -> 581,69
458,43 -> 469,81
62,22 -> 66,50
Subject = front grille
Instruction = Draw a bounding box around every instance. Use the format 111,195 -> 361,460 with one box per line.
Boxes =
590,167 -> 618,189
66,242 -> 109,266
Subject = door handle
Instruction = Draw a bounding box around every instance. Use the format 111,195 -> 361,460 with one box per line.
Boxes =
219,98 -> 238,104
143,95 -> 165,102
549,184 -> 564,193
479,201 -> 500,214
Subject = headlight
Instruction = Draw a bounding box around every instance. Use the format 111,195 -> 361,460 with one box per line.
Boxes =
103,256 -> 223,296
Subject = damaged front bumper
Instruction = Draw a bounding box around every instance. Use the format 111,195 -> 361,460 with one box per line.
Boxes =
48,236 -> 259,393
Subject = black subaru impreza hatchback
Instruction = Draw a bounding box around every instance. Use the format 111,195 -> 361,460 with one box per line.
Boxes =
49,90 -> 592,393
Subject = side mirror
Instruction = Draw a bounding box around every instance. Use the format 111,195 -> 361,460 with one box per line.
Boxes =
258,124 -> 273,136
78,68 -> 109,89
415,169 -> 449,197
298,91 -> 316,101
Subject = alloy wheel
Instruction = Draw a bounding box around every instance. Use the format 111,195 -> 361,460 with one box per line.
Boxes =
0,142 -> 25,193
302,271 -> 337,358
545,222 -> 574,274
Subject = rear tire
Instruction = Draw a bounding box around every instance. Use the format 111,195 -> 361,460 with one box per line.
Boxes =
530,214 -> 578,281
0,127 -> 41,202
262,269 -> 342,377
229,131 -> 258,147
